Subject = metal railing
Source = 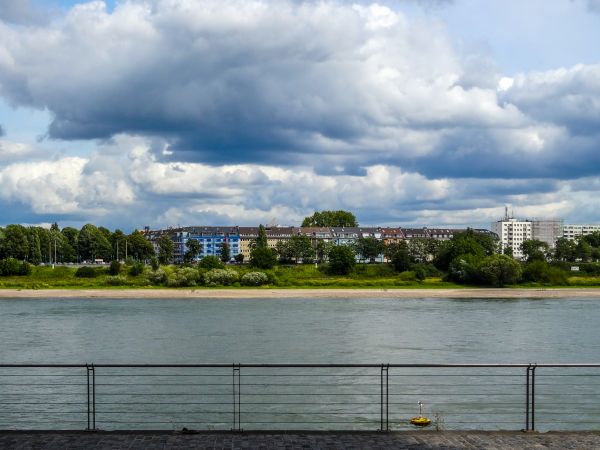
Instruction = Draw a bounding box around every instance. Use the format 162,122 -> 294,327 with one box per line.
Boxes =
1,363 -> 599,431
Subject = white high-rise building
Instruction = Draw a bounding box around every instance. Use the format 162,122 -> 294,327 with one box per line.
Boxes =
492,218 -> 532,259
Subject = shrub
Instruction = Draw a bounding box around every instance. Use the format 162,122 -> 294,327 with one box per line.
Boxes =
19,261 -> 32,276
522,260 -> 569,285
166,267 -> 201,287
477,254 -> 522,287
414,266 -> 427,281
148,269 -> 167,285
204,268 -> 239,286
129,262 -> 145,276
150,256 -> 160,271
105,275 -> 129,286
75,266 -> 99,278
198,255 -> 225,270
0,258 -> 22,276
241,271 -> 269,286
398,271 -> 417,281
109,260 -> 121,276
447,254 -> 480,284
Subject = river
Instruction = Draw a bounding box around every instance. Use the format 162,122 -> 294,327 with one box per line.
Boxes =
0,297 -> 599,431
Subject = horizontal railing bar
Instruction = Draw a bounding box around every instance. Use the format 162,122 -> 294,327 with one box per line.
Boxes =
1,363 -> 599,368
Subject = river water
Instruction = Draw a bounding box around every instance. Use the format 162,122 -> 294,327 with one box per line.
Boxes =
0,297 -> 599,431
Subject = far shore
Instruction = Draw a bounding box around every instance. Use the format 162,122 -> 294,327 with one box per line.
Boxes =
1,288 -> 600,299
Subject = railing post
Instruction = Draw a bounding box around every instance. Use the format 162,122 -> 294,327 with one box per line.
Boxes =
525,364 -> 530,431
86,364 -> 96,431
380,364 -> 389,431
232,363 -> 241,431
531,364 -> 536,431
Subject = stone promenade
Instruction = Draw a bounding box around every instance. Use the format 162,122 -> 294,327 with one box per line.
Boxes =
1,431 -> 599,450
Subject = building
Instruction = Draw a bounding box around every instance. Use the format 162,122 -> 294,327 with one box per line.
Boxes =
145,224 -> 492,263
532,219 -> 563,249
563,224 -> 600,241
491,218 -> 532,259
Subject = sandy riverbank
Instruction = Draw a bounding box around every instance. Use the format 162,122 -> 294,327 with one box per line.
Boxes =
1,288 -> 600,298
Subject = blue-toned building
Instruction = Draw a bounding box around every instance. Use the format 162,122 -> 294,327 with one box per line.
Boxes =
171,226 -> 241,263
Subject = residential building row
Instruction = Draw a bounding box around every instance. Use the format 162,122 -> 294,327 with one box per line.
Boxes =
143,226 -> 480,263
492,216 -> 600,259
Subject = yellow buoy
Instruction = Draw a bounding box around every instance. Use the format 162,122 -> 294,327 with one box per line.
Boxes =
410,416 -> 432,427
410,401 -> 432,427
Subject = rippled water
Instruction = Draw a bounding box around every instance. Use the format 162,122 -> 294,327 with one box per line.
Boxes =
0,297 -> 599,431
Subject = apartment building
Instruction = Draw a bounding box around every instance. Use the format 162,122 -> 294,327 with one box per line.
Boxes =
491,218 -> 532,259
563,224 -> 600,240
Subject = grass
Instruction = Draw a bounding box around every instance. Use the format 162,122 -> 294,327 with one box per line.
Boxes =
0,264 -> 469,290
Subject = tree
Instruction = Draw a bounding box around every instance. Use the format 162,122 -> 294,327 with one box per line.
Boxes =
78,224 -> 112,261
390,242 -> 412,272
1,224 -> 29,260
184,239 -> 202,264
554,238 -> 576,262
301,210 -> 358,227
256,224 -> 268,249
219,242 -> 231,263
61,227 -> 79,262
315,240 -> 334,263
327,245 -> 356,275
26,227 -> 42,265
503,246 -> 514,258
234,253 -> 245,264
288,235 -> 314,263
127,230 -> 155,261
250,247 -> 277,269
477,254 -> 522,287
156,234 -> 174,265
575,237 -> 593,262
583,231 -> 600,248
520,239 -> 549,262
250,225 -> 276,268
353,237 -> 384,263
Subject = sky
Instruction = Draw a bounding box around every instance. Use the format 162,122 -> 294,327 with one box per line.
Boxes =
0,0 -> 599,231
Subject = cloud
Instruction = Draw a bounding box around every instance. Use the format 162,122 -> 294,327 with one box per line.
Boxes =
0,0 -> 47,24
0,124 -> 4,136
2,135 -> 600,230
587,0 -> 600,13
0,0 -> 525,175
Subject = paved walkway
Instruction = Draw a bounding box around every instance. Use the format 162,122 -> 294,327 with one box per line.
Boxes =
1,431 -> 600,450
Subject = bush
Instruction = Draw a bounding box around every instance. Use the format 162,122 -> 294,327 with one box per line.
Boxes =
327,246 -> 355,275
109,260 -> 121,276
522,260 -> 569,285
447,254 -> 480,284
148,269 -> 167,285
414,266 -> 426,281
398,271 -> 417,281
75,266 -> 99,278
198,255 -> 225,270
150,256 -> 160,271
477,254 -> 522,287
241,271 -> 269,286
129,262 -> 145,276
203,268 -> 239,286
166,267 -> 201,287
0,258 -> 23,276
105,275 -> 129,286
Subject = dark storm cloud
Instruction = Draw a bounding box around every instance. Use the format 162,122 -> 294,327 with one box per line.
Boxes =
0,0 -> 599,184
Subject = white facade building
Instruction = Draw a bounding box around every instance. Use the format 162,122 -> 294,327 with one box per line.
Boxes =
491,218 -> 532,259
563,224 -> 600,240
